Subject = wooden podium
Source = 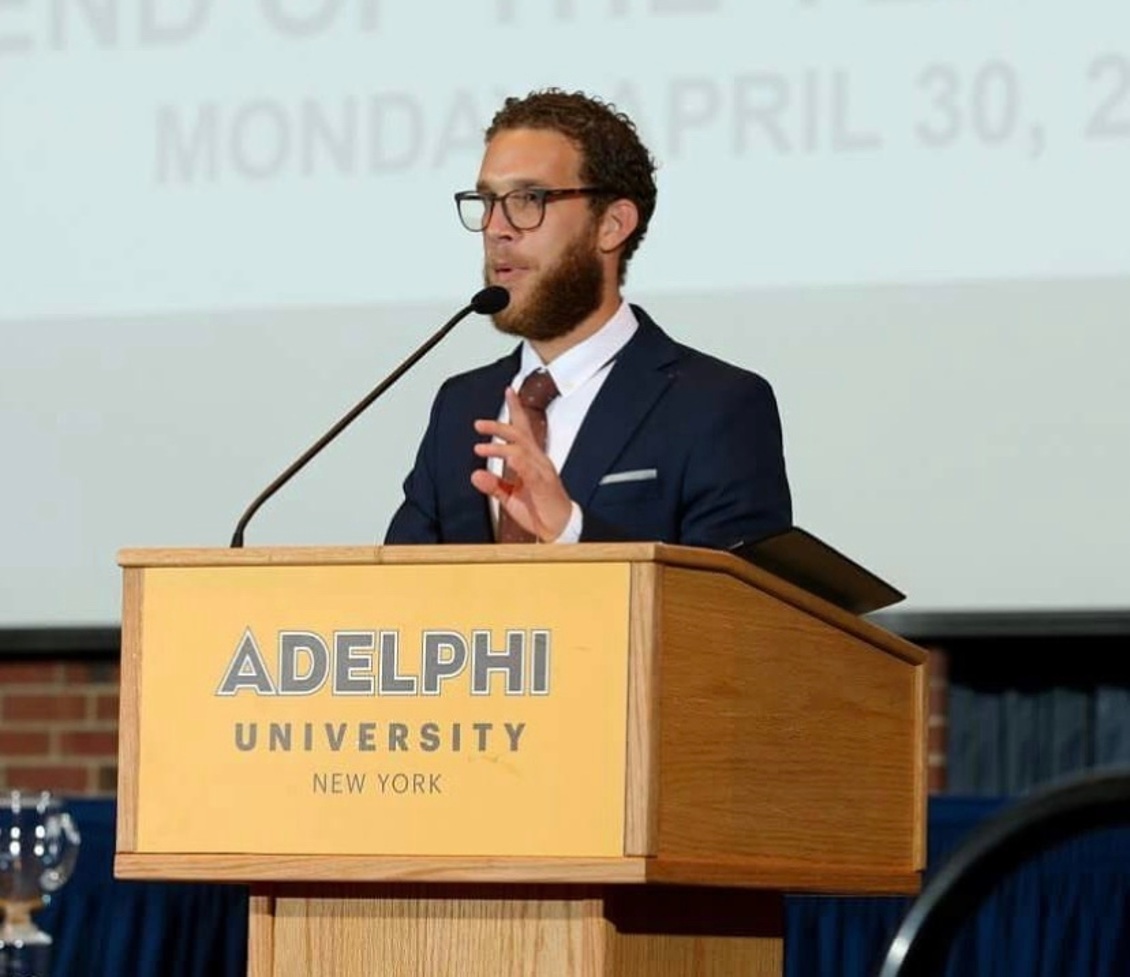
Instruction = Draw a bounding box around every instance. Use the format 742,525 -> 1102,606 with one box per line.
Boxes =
114,543 -> 927,977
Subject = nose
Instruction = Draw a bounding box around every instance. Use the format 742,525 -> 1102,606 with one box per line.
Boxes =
483,198 -> 519,240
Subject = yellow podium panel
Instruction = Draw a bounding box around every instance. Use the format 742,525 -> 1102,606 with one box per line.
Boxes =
135,562 -> 631,857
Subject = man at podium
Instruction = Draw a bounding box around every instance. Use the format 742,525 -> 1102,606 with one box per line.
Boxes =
385,89 -> 791,549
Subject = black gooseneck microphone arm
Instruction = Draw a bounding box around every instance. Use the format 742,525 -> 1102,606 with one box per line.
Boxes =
229,285 -> 510,548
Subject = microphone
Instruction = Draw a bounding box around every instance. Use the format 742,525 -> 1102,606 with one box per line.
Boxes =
229,285 -> 509,548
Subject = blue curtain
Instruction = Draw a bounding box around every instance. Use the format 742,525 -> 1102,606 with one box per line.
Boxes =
786,796 -> 1130,976
31,800 -> 247,977
17,796 -> 1130,977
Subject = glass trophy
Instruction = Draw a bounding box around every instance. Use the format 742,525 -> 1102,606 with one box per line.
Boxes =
0,791 -> 81,974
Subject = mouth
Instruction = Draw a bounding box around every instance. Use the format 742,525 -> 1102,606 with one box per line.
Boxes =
488,256 -> 530,286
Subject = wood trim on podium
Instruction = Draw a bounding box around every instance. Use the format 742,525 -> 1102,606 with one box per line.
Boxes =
116,854 -> 649,884
115,567 -> 143,853
114,851 -> 919,896
645,857 -> 920,894
912,656 -> 930,870
624,562 -> 659,857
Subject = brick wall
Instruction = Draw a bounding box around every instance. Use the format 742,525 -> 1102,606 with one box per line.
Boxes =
0,661 -> 120,795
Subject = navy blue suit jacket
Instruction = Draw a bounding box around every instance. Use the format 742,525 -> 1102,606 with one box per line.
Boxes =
384,307 -> 791,548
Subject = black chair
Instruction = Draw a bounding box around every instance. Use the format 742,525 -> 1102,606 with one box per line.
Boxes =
876,768 -> 1130,977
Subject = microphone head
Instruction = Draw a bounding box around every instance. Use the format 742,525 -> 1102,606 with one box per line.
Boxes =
471,285 -> 510,316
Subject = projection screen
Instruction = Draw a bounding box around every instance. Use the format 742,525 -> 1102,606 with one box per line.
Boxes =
3,0 -> 1128,626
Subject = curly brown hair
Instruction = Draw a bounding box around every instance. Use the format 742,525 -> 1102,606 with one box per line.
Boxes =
485,89 -> 657,283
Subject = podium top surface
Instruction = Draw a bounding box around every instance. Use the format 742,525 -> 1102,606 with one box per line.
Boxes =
117,543 -> 924,665
119,541 -> 671,567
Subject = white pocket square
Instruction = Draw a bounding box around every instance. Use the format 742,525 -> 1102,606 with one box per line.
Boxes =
598,468 -> 658,486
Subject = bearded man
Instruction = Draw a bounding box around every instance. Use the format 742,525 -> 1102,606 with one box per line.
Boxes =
384,89 -> 792,548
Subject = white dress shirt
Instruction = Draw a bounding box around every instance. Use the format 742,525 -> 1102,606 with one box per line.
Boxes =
489,300 -> 639,542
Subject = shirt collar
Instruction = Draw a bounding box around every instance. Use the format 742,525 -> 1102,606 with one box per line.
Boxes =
514,301 -> 639,396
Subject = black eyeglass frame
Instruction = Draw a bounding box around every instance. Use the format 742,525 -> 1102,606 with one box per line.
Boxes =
454,186 -> 612,232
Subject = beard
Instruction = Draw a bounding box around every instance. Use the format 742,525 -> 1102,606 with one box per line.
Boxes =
486,227 -> 605,342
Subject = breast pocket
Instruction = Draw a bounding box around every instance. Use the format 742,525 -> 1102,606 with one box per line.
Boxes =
595,469 -> 661,504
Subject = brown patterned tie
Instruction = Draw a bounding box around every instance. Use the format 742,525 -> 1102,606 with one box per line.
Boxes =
497,369 -> 560,543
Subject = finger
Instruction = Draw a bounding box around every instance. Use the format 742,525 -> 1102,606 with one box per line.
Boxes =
475,417 -> 535,448
473,441 -> 521,461
470,468 -> 524,502
474,418 -> 522,442
497,474 -> 523,498
504,387 -> 537,437
470,468 -> 500,497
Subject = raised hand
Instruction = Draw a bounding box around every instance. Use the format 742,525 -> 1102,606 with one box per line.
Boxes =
471,386 -> 573,542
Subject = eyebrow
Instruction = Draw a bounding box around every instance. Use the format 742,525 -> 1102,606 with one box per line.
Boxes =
474,178 -> 543,193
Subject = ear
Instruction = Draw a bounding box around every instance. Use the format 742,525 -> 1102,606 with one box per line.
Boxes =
597,198 -> 639,255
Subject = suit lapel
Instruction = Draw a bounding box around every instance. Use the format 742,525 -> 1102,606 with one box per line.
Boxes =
560,310 -> 681,507
456,350 -> 519,541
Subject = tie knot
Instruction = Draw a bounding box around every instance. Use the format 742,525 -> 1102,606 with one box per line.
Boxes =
518,369 -> 559,412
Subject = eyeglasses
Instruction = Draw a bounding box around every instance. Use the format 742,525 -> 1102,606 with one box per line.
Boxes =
454,187 -> 611,232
